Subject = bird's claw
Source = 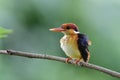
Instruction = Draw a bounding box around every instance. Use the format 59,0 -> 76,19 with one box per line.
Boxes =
75,60 -> 80,64
65,58 -> 72,63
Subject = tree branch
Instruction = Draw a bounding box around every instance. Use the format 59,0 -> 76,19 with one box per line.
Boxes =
0,50 -> 120,78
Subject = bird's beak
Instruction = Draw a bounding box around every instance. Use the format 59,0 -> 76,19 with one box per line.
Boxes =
49,27 -> 65,32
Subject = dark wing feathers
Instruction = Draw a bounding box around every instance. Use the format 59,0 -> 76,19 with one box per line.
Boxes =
77,33 -> 89,62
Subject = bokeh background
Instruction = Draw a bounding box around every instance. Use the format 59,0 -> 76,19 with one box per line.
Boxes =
0,0 -> 120,80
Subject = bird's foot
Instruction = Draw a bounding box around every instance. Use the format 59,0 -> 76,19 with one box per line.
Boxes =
75,60 -> 80,64
65,58 -> 72,63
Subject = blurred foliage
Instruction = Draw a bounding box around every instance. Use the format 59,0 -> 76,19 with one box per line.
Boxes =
0,27 -> 12,38
0,0 -> 120,80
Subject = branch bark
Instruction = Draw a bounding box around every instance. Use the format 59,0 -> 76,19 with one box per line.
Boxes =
0,50 -> 120,78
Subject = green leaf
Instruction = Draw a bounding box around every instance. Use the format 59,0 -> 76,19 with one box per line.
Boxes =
0,27 -> 12,38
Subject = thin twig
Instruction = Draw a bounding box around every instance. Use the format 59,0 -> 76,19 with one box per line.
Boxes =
0,50 -> 120,78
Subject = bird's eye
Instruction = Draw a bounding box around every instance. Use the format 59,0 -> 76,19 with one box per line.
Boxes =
66,26 -> 70,29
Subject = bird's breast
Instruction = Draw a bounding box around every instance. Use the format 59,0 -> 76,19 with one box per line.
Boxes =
60,35 -> 81,59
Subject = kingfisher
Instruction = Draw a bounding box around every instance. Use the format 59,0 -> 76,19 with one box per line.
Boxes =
49,23 -> 91,63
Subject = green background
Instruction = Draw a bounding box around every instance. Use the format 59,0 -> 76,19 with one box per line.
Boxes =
0,0 -> 120,80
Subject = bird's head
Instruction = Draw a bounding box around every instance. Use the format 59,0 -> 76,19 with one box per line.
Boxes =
49,23 -> 79,35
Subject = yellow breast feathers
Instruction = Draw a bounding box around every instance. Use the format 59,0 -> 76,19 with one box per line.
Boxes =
60,35 -> 81,59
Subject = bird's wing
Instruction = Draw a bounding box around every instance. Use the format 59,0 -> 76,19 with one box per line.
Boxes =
77,33 -> 90,62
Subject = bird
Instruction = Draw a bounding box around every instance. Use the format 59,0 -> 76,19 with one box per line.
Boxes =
49,23 -> 91,63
